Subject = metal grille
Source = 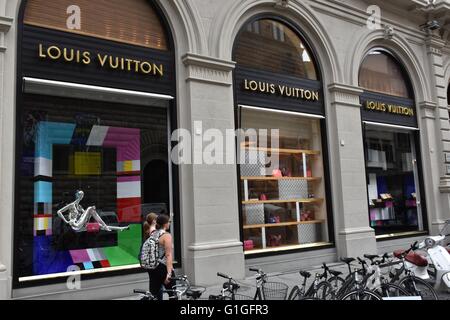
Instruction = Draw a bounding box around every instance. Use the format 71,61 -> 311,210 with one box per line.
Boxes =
297,223 -> 322,244
278,179 -> 308,200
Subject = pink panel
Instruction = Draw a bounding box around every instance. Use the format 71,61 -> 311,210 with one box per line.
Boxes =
118,176 -> 141,183
70,250 -> 90,263
103,127 -> 140,162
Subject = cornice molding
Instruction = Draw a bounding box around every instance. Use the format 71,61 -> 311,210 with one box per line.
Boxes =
182,53 -> 236,86
0,16 -> 13,33
328,83 -> 364,108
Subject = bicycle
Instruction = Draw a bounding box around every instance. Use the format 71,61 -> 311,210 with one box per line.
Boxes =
134,275 -> 205,300
248,268 -> 289,300
387,242 -> 438,300
288,269 -> 332,300
339,269 -> 383,300
209,272 -> 243,300
315,263 -> 346,299
362,254 -> 411,299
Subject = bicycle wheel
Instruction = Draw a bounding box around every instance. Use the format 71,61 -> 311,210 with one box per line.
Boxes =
328,276 -> 345,294
373,283 -> 410,298
399,276 -> 438,300
340,290 -> 382,301
287,286 -> 302,300
315,281 -> 334,300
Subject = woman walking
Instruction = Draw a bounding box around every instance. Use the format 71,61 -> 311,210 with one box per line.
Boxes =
148,214 -> 175,300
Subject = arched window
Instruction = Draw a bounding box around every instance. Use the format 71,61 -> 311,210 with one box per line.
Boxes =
233,17 -> 332,256
24,0 -> 168,50
359,50 -> 411,98
234,19 -> 318,80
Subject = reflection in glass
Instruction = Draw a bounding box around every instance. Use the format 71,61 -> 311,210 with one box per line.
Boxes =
234,19 -> 317,80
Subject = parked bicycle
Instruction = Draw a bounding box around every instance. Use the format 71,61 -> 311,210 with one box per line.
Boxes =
288,268 -> 333,300
134,275 -> 205,300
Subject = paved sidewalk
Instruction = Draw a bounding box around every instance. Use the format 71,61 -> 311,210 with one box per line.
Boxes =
122,262 -> 450,300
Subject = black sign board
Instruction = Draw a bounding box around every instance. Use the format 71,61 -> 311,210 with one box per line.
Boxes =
360,91 -> 417,128
235,66 -> 324,116
21,25 -> 175,96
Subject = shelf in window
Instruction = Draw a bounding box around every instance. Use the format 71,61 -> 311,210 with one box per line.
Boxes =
242,146 -> 320,155
243,220 -> 325,229
241,176 -> 321,181
242,198 -> 324,205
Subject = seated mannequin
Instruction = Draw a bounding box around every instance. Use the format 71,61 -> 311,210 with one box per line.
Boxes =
57,190 -> 129,232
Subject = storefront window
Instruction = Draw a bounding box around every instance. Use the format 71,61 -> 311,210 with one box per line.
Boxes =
359,49 -> 426,238
359,50 -> 411,98
234,18 -> 332,254
24,0 -> 168,50
238,107 -> 330,254
364,125 -> 424,235
234,19 -> 317,80
16,94 -> 170,280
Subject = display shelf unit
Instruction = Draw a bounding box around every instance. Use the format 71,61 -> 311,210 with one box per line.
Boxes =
241,141 -> 326,251
244,146 -> 321,155
242,198 -> 324,205
241,176 -> 322,181
243,220 -> 325,229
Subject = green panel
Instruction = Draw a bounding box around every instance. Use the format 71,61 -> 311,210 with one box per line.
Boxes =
118,224 -> 142,257
103,224 -> 142,267
103,247 -> 139,267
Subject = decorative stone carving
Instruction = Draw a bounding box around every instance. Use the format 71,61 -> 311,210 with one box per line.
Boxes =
274,0 -> 290,9
383,25 -> 395,40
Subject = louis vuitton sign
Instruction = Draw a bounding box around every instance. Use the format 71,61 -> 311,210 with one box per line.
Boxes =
38,44 -> 164,77
243,79 -> 320,102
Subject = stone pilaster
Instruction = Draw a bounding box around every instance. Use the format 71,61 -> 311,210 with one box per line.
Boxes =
0,12 -> 13,300
327,83 -> 377,258
180,53 -> 245,286
425,35 -> 450,232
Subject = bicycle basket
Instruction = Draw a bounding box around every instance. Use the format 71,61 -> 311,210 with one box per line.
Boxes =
233,293 -> 254,300
262,281 -> 289,300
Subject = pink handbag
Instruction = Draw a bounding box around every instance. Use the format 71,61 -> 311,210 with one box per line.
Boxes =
87,223 -> 100,233
244,240 -> 254,250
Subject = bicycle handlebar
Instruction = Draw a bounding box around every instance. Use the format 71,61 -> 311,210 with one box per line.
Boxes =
217,272 -> 230,279
134,289 -> 148,295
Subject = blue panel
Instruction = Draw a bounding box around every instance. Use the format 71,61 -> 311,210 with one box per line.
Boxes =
404,173 -> 416,197
35,122 -> 76,159
33,236 -> 73,275
376,176 -> 388,195
83,262 -> 94,270
34,181 -> 52,204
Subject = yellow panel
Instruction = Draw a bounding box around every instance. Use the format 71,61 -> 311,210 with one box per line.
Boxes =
74,152 -> 101,175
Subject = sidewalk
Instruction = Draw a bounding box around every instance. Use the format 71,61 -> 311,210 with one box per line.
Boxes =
121,262 -> 450,300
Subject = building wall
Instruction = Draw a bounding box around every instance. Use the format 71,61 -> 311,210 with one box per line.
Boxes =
0,0 -> 449,299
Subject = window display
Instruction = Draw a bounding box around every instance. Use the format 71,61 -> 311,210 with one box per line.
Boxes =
16,94 -> 170,280
359,49 -> 426,238
364,125 -> 424,235
239,108 -> 330,253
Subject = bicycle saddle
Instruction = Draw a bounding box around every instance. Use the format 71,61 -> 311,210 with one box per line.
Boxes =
364,254 -> 379,261
393,250 -> 428,267
186,288 -> 205,299
341,257 -> 355,264
329,270 -> 342,277
300,271 -> 311,279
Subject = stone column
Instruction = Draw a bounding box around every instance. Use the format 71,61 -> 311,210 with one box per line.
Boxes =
425,34 -> 450,233
327,83 -> 377,258
0,9 -> 13,300
180,53 -> 245,286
